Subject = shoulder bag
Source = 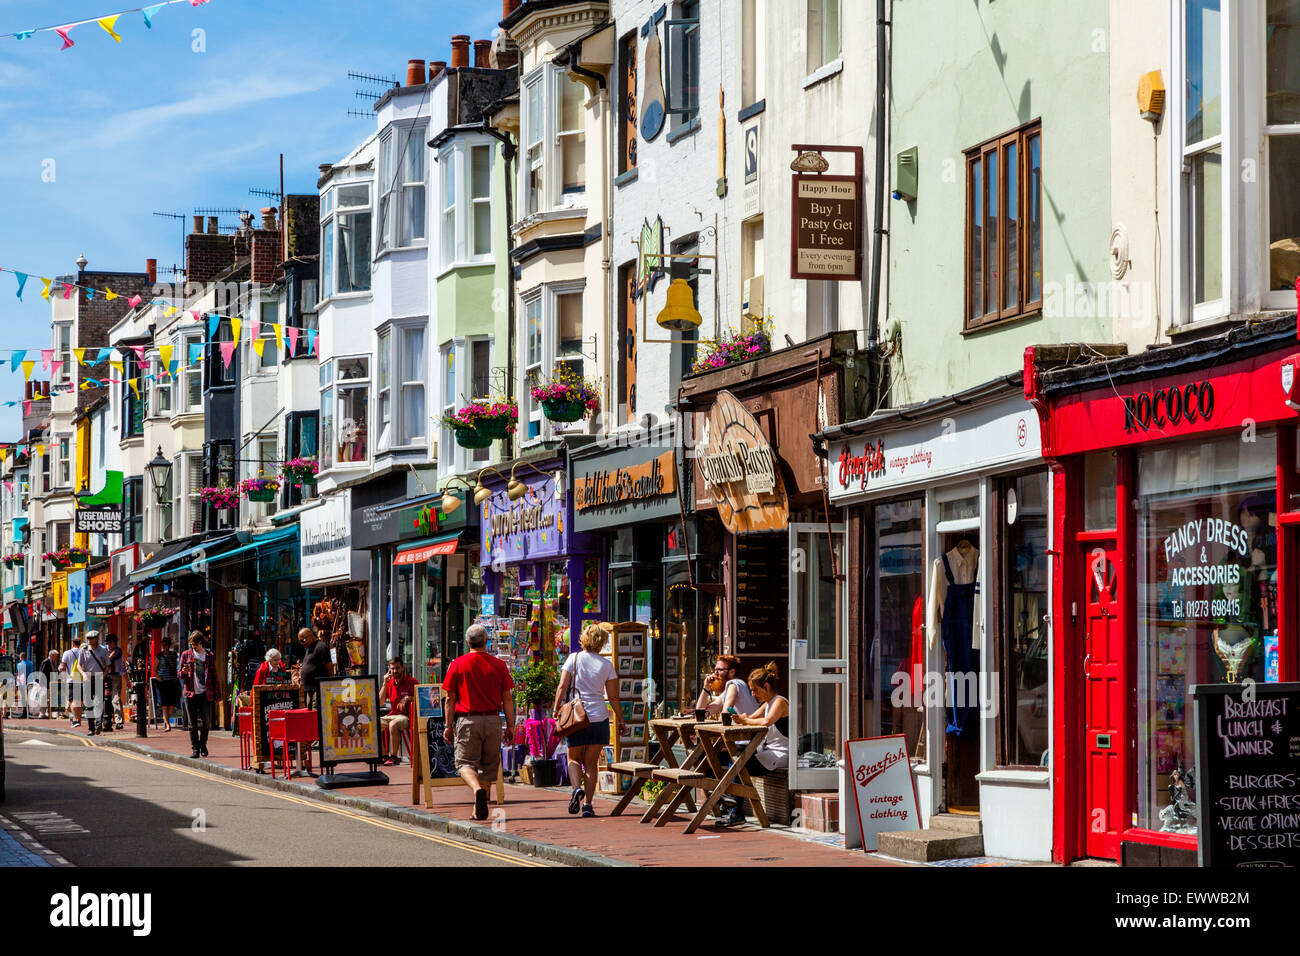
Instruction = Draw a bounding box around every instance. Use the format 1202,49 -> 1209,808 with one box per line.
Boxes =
552,675 -> 590,739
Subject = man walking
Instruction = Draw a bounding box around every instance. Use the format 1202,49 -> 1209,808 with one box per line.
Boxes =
60,636 -> 83,727
105,635 -> 128,730
297,626 -> 331,712
442,624 -> 514,821
178,631 -> 217,758
76,631 -> 113,736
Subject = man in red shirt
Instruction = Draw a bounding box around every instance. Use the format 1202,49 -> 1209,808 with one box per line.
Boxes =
380,659 -> 417,766
442,624 -> 515,820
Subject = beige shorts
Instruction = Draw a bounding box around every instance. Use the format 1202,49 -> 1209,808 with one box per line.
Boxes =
454,714 -> 502,776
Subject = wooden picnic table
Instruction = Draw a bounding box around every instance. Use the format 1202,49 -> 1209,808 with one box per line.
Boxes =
609,715 -> 709,817
640,719 -> 771,832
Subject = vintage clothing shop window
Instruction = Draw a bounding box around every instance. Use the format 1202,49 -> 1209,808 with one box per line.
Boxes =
1000,471 -> 1049,767
1136,432 -> 1279,834
871,498 -> 926,761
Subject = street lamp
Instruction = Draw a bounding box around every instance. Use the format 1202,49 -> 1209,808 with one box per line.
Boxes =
508,461 -> 551,501
145,446 -> 171,505
439,476 -> 476,515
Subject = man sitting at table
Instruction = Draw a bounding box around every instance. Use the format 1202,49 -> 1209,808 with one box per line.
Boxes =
380,658 -> 417,767
694,654 -> 757,717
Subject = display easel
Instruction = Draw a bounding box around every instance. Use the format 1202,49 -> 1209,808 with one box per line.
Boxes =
599,622 -> 649,793
410,686 -> 505,809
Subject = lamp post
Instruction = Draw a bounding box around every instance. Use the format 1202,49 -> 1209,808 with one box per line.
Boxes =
138,446 -> 172,739
145,447 -> 171,506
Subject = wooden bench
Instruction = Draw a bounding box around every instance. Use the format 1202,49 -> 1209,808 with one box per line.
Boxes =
608,761 -> 658,816
644,767 -> 713,827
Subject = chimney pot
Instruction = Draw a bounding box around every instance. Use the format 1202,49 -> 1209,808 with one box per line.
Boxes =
318,163 -> 332,175
260,206 -> 278,231
450,34 -> 470,69
207,216 -> 219,235
503,0 -> 520,17
192,215 -> 203,234
146,259 -> 157,284
429,60 -> 447,80
474,39 -> 492,67
406,58 -> 426,86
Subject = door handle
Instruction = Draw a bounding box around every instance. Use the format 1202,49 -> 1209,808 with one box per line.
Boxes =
1083,653 -> 1091,677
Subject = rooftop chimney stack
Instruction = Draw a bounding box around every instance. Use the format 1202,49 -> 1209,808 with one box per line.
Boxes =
429,60 -> 447,80
406,58 -> 426,86
503,0 -> 521,17
207,216 -> 219,235
146,259 -> 157,284
261,206 -> 278,231
450,34 -> 470,69
192,215 -> 203,234
474,39 -> 492,67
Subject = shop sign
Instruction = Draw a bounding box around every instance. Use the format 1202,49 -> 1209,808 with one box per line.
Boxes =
574,451 -> 676,512
75,506 -> 123,534
89,568 -> 111,601
480,472 -> 569,565
844,735 -> 922,852
790,148 -> 862,281
109,544 -> 139,613
257,539 -> 300,583
393,538 -> 459,566
52,571 -> 68,611
1122,381 -> 1215,434
694,390 -> 789,534
829,393 -> 1041,502
301,490 -> 363,585
743,123 -> 761,219
67,569 -> 86,625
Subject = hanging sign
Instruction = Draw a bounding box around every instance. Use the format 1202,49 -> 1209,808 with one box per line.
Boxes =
790,146 -> 863,281
695,390 -> 788,534
75,506 -> 123,534
845,735 -> 922,852
1194,682 -> 1300,867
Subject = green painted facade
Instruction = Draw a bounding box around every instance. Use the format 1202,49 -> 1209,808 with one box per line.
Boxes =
886,0 -> 1112,405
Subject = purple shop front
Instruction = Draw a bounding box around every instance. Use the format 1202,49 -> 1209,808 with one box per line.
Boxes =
479,466 -> 604,654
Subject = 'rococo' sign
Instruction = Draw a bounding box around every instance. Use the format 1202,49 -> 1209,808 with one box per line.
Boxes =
1122,381 -> 1216,434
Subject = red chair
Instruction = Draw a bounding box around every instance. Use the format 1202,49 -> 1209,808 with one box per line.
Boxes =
380,722 -> 413,764
237,707 -> 254,771
269,709 -> 318,779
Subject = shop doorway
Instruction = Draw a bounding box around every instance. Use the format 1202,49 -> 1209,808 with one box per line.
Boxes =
1082,538 -> 1121,859
787,523 -> 846,791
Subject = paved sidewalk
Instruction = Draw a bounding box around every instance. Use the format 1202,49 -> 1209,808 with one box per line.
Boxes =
7,718 -> 893,868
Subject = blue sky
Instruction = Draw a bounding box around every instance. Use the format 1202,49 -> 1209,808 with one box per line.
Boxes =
0,0 -> 501,438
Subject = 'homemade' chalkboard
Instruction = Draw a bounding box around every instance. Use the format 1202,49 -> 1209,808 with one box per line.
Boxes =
1194,682 -> 1300,868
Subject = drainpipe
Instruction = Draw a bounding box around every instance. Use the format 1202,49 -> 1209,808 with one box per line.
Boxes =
866,0 -> 890,413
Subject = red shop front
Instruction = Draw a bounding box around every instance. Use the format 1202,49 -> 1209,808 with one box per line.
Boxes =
1025,317 -> 1300,865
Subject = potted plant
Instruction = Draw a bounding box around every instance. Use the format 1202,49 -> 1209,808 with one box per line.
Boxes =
441,398 -> 518,448
238,476 -> 281,503
280,456 -> 319,487
691,317 -> 773,375
512,659 -> 562,788
3,551 -> 23,569
134,605 -> 176,630
199,485 -> 240,510
530,366 -> 600,423
67,546 -> 89,565
42,548 -> 71,570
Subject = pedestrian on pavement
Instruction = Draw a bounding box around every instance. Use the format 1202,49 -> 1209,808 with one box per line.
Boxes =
178,631 -> 217,758
154,636 -> 181,730
60,636 -> 84,727
553,623 -> 622,818
38,650 -> 59,718
14,651 -> 31,717
105,635 -> 128,730
253,648 -> 287,686
442,624 -> 515,821
380,658 -> 416,766
76,630 -> 114,736
297,627 -> 331,712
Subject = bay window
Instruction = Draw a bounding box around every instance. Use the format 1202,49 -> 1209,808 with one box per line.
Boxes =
438,140 -> 495,269
520,284 -> 585,443
320,356 -> 370,469
321,183 -> 372,296
379,122 -> 428,251
375,323 -> 427,453
54,323 -> 72,385
1185,0 -> 1224,315
439,337 -> 495,476
520,67 -> 587,216
177,331 -> 203,412
151,354 -> 172,416
185,452 -> 204,535
377,328 -> 392,451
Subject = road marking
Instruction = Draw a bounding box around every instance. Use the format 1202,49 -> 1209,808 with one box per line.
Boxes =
79,738 -> 542,866
10,810 -> 90,836
19,739 -> 56,747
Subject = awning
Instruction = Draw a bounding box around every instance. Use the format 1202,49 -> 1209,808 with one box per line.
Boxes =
88,576 -> 144,611
130,533 -> 242,583
393,532 -> 461,566
172,526 -> 299,574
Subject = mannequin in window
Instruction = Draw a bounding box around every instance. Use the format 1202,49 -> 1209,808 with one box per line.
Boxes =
926,536 -> 979,736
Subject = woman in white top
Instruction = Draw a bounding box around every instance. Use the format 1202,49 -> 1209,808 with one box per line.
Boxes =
553,623 -> 623,818
720,661 -> 789,826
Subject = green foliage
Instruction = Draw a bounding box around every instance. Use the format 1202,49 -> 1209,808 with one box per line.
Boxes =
512,659 -> 561,710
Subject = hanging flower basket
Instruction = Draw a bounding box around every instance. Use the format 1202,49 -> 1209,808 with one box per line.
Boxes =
199,485 -> 240,510
280,457 -> 319,487
530,366 -> 600,423
3,552 -> 23,569
42,547 -> 82,571
454,427 -> 494,449
68,547 -> 89,566
135,606 -> 177,630
239,477 -> 281,504
443,399 -> 517,446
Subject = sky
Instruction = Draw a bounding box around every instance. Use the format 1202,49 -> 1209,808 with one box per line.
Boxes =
0,0 -> 502,438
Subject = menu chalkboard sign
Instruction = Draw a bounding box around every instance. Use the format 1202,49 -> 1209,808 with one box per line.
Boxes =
252,683 -> 304,765
1193,682 -> 1300,868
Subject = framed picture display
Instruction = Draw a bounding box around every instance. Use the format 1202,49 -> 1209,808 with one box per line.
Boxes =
317,675 -> 382,768
414,683 -> 443,721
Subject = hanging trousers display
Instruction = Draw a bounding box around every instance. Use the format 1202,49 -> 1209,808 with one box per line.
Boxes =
940,553 -> 977,736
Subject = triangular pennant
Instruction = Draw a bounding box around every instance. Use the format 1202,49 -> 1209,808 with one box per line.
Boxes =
188,343 -> 203,366
273,323 -> 283,353
251,335 -> 265,358
248,319 -> 260,344
310,329 -> 320,356
190,310 -> 201,322
105,288 -> 117,301
85,288 -> 95,301
158,344 -> 173,371
231,317 -> 242,343
141,4 -> 165,28
73,348 -> 86,366
10,351 -> 24,372
96,347 -> 112,365
14,272 -> 26,300
22,401 -> 30,416
220,339 -> 236,369
54,26 -> 74,50
21,361 -> 34,382
128,295 -> 142,308
61,282 -> 74,300
129,379 -> 140,398
0,448 -> 8,464
168,359 -> 179,378
286,327 -> 299,354
34,444 -> 44,458
132,345 -> 146,363
164,306 -> 177,317
109,360 -> 123,376
50,360 -> 63,375
97,16 -> 122,42
40,278 -> 51,301
207,314 -> 219,338
15,31 -> 34,41
40,349 -> 52,371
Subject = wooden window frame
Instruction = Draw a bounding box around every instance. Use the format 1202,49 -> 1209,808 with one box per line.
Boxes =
964,120 -> 1042,331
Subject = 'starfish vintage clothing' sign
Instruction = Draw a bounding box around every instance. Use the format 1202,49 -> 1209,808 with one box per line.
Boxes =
694,390 -> 789,534
844,735 -> 922,852
829,393 -> 1041,502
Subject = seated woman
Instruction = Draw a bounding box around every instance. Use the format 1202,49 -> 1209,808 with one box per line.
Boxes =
253,648 -> 287,686
719,661 -> 789,827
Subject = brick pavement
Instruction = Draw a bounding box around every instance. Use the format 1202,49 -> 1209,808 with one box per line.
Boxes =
8,717 -> 897,867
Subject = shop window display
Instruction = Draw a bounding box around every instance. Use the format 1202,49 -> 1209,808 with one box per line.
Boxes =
1136,433 -> 1278,834
1001,472 -> 1049,767
871,498 -> 925,759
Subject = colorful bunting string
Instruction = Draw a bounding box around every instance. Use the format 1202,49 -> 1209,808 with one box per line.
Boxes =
2,1 -> 210,47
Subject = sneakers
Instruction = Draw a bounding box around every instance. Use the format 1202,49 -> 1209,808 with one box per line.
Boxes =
581,804 -> 595,818
717,806 -> 747,827
568,786 -> 584,815
474,788 -> 489,821
200,746 -> 209,757
191,750 -> 201,759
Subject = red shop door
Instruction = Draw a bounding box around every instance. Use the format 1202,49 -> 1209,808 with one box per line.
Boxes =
1083,543 -> 1122,860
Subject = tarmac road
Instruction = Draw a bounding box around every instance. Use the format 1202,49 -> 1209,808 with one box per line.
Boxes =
0,729 -> 543,867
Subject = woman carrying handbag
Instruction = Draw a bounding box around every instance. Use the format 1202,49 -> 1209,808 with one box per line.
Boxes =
552,623 -> 622,817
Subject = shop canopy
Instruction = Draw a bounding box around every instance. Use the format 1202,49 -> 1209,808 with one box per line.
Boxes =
168,525 -> 299,575
128,533 -> 241,584
392,531 -> 461,566
87,576 -> 144,612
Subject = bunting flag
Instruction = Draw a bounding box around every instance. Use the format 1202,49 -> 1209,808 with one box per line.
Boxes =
141,4 -> 165,29
219,339 -> 236,369
40,278 -> 51,301
164,305 -> 177,317
39,349 -> 51,371
158,344 -> 173,370
248,319 -> 260,344
109,360 -> 123,376
61,282 -> 74,300
97,16 -> 121,42
190,310 -> 200,323
105,289 -> 117,301
309,329 -> 319,356
3,1 -> 206,47
251,335 -> 265,359
0,448 -> 7,464
32,444 -> 42,458
273,323 -> 283,353
73,348 -> 86,366
231,316 -> 241,343
168,359 -> 179,377
21,361 -> 34,381
53,26 -> 74,50
13,272 -> 26,300
129,379 -> 140,398
85,288 -> 95,301
207,314 -> 219,339
188,342 -> 203,366
286,327 -> 299,354
96,347 -> 113,365
131,345 -> 145,363
50,360 -> 63,375
9,352 -> 24,372
127,295 -> 141,308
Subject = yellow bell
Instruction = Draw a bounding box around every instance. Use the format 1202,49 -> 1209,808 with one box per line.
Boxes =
656,278 -> 702,332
